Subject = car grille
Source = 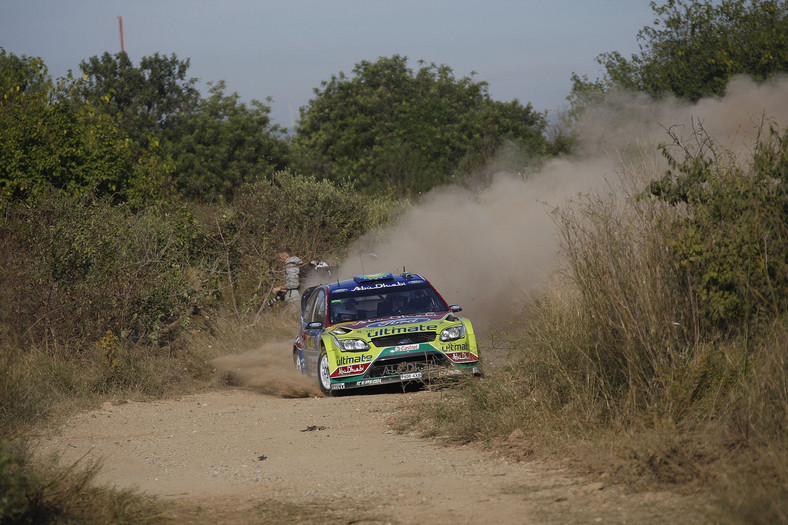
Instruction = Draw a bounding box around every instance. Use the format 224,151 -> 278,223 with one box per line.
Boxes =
371,331 -> 437,348
366,351 -> 451,378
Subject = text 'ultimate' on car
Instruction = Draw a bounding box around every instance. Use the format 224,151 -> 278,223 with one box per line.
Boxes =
292,272 -> 482,396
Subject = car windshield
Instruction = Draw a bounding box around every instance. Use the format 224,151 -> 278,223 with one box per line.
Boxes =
328,282 -> 448,325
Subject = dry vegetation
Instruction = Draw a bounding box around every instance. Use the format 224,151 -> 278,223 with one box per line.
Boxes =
393,126 -> 788,524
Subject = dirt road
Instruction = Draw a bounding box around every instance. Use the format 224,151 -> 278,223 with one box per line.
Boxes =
37,348 -> 709,524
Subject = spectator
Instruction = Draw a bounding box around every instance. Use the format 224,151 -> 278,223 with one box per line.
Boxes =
275,247 -> 303,303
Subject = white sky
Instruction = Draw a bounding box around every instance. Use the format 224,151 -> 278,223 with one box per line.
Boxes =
1,1 -> 655,129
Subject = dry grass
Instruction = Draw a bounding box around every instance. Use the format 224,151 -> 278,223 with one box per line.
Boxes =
1,440 -> 168,524
393,165 -> 788,523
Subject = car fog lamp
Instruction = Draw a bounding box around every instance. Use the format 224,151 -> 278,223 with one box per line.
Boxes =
440,324 -> 466,342
341,339 -> 370,351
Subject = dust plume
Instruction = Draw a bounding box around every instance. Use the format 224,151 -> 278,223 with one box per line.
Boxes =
211,342 -> 320,398
337,75 -> 788,329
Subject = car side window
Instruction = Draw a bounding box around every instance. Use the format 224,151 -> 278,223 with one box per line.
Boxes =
302,290 -> 318,323
310,289 -> 326,325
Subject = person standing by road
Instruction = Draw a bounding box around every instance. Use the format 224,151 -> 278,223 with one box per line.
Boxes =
275,247 -> 303,304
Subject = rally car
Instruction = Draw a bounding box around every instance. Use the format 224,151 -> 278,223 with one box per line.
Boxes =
293,272 -> 481,396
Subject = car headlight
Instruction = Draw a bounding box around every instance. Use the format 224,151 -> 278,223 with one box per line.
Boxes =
440,323 -> 466,342
339,339 -> 370,351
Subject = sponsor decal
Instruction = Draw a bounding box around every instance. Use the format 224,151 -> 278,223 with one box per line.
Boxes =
331,362 -> 372,378
357,378 -> 383,386
393,344 -> 419,352
336,354 -> 373,365
365,323 -> 439,338
331,383 -> 346,390
366,317 -> 429,328
442,342 -> 469,352
355,272 -> 393,282
446,350 -> 479,363
351,281 -> 406,291
381,358 -> 440,376
400,372 -> 422,380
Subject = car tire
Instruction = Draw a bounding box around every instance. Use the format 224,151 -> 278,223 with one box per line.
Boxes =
318,348 -> 333,397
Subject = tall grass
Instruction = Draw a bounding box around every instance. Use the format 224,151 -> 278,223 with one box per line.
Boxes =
0,440 -> 166,524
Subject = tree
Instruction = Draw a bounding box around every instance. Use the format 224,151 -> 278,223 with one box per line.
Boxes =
74,52 -> 200,146
0,48 -> 49,95
591,0 -> 788,101
76,53 -> 289,202
650,123 -> 788,329
291,55 -> 547,194
164,81 -> 290,202
0,50 -> 144,204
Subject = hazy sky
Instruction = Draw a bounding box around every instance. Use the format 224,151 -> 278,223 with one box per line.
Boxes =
2,1 -> 655,128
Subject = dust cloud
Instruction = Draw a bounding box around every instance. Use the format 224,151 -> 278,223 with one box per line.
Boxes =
336,75 -> 788,328
211,342 -> 320,398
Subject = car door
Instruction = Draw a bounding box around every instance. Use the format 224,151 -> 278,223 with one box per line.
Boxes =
303,287 -> 326,375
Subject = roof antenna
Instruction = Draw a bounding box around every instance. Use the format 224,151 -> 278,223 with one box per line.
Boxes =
360,254 -> 365,275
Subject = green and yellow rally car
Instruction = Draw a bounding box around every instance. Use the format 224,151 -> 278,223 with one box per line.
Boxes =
293,272 -> 481,396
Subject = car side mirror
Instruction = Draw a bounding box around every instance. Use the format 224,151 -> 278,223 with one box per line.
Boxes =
307,322 -> 323,329
450,305 -> 462,313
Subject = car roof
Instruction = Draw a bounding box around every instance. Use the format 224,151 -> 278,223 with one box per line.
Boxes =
326,272 -> 427,293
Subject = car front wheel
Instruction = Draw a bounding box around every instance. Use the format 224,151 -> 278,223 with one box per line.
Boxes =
318,349 -> 333,397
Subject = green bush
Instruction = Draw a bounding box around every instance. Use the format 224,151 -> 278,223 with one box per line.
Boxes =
201,169 -> 401,320
651,124 -> 788,331
0,191 -> 199,349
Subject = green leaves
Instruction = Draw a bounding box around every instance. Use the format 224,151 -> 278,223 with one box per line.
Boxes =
165,81 -> 289,202
654,124 -> 788,329
578,0 -> 788,102
292,55 -> 547,195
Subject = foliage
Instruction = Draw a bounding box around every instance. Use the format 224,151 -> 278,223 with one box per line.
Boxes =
232,169 -> 391,257
196,170 -> 400,321
565,73 -> 609,122
0,50 -> 175,206
291,55 -> 547,194
649,123 -> 788,329
164,81 -> 290,202
0,48 -> 49,95
595,0 -> 788,101
0,192 -> 200,348
75,51 -> 199,146
76,52 -> 290,203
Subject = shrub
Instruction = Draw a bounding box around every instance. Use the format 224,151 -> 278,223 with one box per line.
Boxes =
198,169 -> 401,321
0,191 -> 200,349
650,123 -> 788,331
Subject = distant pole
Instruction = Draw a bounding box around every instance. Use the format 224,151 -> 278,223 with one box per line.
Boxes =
118,16 -> 125,52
